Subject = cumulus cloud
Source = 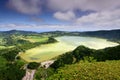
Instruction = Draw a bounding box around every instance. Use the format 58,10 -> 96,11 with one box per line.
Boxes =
8,0 -> 42,15
48,0 -> 120,12
48,0 -> 120,29
5,0 -> 120,31
76,9 -> 120,28
53,11 -> 76,21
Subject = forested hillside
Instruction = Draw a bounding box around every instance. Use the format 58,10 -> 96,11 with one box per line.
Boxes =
50,45 -> 120,69
79,29 -> 120,42
47,60 -> 120,80
0,34 -> 57,80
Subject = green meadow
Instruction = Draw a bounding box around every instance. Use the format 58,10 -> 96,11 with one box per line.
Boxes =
0,46 -> 14,49
20,36 -> 118,62
22,36 -> 48,43
0,46 -> 6,49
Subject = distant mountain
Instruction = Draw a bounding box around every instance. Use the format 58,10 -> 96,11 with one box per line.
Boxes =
0,29 -> 120,41
41,29 -> 120,41
0,30 -> 38,36
79,29 -> 120,41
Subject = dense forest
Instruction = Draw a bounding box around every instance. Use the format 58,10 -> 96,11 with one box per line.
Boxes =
0,48 -> 26,80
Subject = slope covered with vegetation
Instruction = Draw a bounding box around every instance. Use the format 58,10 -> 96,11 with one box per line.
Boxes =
0,48 -> 26,80
47,60 -> 120,80
50,45 -> 120,69
0,33 -> 57,80
33,45 -> 120,80
79,29 -> 120,42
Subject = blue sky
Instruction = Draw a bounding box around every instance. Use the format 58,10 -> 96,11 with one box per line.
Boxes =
0,0 -> 72,25
0,0 -> 120,32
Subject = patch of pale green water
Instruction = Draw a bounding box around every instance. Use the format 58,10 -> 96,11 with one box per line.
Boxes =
55,36 -> 119,49
20,36 -> 119,62
20,42 -> 75,62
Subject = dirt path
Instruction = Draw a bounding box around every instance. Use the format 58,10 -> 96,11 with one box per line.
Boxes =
41,60 -> 54,68
22,69 -> 36,80
22,60 -> 54,80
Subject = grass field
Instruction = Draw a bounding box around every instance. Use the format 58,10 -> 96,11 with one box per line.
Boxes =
20,36 -> 118,62
0,46 -> 14,49
47,60 -> 120,80
22,36 -> 48,43
0,46 -> 6,49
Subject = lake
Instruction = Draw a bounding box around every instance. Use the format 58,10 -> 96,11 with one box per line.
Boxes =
20,36 -> 118,62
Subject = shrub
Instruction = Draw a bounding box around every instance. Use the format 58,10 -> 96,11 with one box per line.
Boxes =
27,62 -> 40,69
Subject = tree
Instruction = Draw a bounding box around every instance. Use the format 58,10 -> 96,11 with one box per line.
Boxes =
27,62 -> 40,69
72,45 -> 94,62
35,68 -> 54,80
47,37 -> 57,43
5,63 -> 26,80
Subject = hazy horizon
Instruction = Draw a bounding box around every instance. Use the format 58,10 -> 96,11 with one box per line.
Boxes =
0,28 -> 120,33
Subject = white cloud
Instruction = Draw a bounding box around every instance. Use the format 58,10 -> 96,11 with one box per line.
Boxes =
5,0 -> 120,31
48,0 -> 120,12
8,0 -> 42,15
0,23 -> 120,32
0,24 -> 79,31
53,11 -> 76,21
47,0 -> 120,29
76,9 -> 120,28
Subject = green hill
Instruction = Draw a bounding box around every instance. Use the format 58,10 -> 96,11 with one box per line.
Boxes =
79,29 -> 120,42
50,45 -> 120,69
47,60 -> 120,80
